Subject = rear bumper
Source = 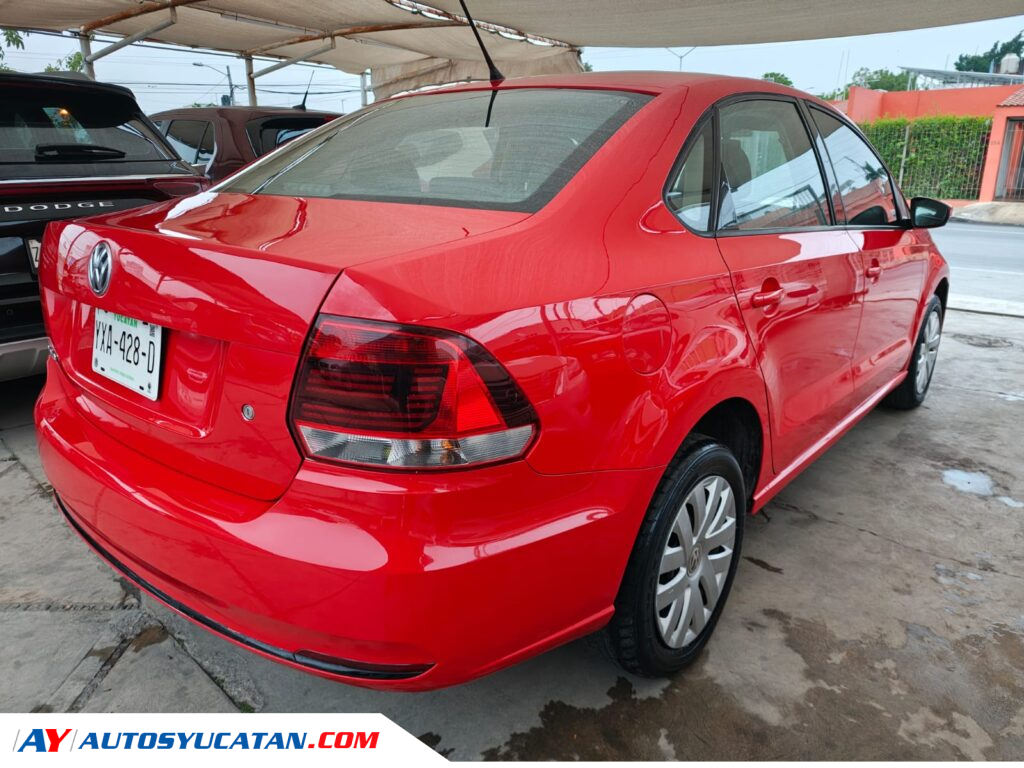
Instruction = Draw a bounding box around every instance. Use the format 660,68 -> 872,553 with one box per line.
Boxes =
0,336 -> 47,382
37,359 -> 661,690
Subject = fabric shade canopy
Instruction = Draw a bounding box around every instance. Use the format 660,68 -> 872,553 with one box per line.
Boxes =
0,0 -> 1021,99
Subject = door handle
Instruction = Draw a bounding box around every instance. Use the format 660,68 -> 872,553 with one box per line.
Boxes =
751,288 -> 784,308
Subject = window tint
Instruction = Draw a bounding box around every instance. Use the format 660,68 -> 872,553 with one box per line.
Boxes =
196,122 -> 215,165
246,116 -> 331,156
0,93 -> 171,168
810,108 -> 900,225
223,89 -> 651,213
718,99 -> 829,231
165,120 -> 211,164
666,120 -> 713,231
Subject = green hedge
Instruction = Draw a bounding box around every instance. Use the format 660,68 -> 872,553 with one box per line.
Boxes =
859,115 -> 992,200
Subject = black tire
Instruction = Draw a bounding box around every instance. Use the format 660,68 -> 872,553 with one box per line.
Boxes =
607,435 -> 745,676
881,294 -> 943,410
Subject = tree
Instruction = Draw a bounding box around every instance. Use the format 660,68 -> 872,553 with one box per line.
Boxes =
955,32 -> 1023,73
44,51 -> 85,73
581,60 -> 593,72
849,66 -> 915,92
761,71 -> 793,86
0,28 -> 25,72
189,102 -> 217,108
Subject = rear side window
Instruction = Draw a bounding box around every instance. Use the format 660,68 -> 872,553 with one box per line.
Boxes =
810,107 -> 900,226
165,120 -> 214,165
0,91 -> 172,169
246,116 -> 331,156
718,99 -> 830,231
666,120 -> 714,231
223,88 -> 651,213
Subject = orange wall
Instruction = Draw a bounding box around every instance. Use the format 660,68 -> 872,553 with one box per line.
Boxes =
845,84 -> 1022,122
980,105 -> 1024,201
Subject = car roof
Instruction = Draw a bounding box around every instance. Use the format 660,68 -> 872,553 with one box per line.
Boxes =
150,106 -> 339,119
0,71 -> 137,100
421,70 -> 825,104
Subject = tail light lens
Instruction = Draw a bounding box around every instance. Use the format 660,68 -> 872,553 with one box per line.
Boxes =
290,316 -> 537,470
152,177 -> 211,197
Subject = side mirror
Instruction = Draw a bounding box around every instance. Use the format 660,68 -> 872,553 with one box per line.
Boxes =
910,197 -> 951,229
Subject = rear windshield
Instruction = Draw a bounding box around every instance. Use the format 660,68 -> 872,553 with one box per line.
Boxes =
246,116 -> 333,156
222,88 -> 651,213
0,90 -> 173,172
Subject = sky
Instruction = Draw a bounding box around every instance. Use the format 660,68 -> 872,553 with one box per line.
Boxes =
2,14 -> 1023,115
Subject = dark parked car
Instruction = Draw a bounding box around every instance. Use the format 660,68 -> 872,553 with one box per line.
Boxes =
0,72 -> 207,382
149,107 -> 339,181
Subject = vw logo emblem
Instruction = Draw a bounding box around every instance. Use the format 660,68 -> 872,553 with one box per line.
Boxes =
88,241 -> 112,296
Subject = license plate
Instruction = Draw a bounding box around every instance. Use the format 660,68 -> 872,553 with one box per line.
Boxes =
92,308 -> 163,401
26,238 -> 40,273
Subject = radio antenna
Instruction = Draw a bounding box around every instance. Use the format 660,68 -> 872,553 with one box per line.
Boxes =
458,0 -> 504,83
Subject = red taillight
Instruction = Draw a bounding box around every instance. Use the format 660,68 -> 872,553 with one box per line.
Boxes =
152,177 -> 210,197
290,316 -> 537,469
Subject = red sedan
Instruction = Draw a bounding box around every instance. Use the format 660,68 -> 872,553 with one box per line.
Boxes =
35,72 -> 950,690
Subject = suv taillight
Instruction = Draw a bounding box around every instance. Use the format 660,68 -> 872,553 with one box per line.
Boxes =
152,177 -> 210,197
290,316 -> 537,469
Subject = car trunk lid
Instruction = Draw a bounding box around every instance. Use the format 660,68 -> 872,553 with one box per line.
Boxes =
40,192 -> 527,500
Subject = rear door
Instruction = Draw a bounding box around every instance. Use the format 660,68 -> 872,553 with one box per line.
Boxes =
807,105 -> 928,399
712,97 -> 864,472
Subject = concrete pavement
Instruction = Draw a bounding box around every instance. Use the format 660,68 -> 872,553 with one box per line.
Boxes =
2,308 -> 1023,759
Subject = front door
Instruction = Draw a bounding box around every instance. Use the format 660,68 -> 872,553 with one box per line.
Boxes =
808,106 -> 928,398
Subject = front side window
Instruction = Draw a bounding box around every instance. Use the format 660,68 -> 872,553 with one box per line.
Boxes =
222,88 -> 651,213
666,120 -> 714,231
718,99 -> 830,231
810,107 -> 900,225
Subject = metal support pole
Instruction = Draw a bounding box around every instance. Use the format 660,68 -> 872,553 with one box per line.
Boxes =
244,56 -> 256,106
79,34 -> 95,79
360,70 -> 368,107
251,40 -> 334,79
226,66 -> 235,106
85,8 -> 177,64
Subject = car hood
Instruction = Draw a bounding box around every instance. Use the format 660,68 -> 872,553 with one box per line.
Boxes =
96,191 -> 531,272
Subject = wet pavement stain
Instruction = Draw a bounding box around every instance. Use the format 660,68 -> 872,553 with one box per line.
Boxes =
744,556 -> 784,574
948,333 -> 1014,349
129,625 -> 168,652
479,611 -> 1024,761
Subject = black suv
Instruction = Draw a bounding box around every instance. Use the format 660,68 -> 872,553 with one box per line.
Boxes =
0,72 -> 207,381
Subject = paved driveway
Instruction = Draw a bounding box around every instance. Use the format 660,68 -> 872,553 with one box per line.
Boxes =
2,307 -> 1022,759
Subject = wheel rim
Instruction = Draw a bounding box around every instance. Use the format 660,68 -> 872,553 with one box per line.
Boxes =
915,309 -> 941,395
655,474 -> 737,649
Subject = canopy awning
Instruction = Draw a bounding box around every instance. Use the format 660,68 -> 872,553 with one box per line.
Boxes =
1,0 -> 1021,99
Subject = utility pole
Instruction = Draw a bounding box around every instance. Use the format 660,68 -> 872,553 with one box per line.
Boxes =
360,70 -> 368,108
193,61 -> 237,106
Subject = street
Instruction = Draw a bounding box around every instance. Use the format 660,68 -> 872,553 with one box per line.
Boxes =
933,222 -> 1024,314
